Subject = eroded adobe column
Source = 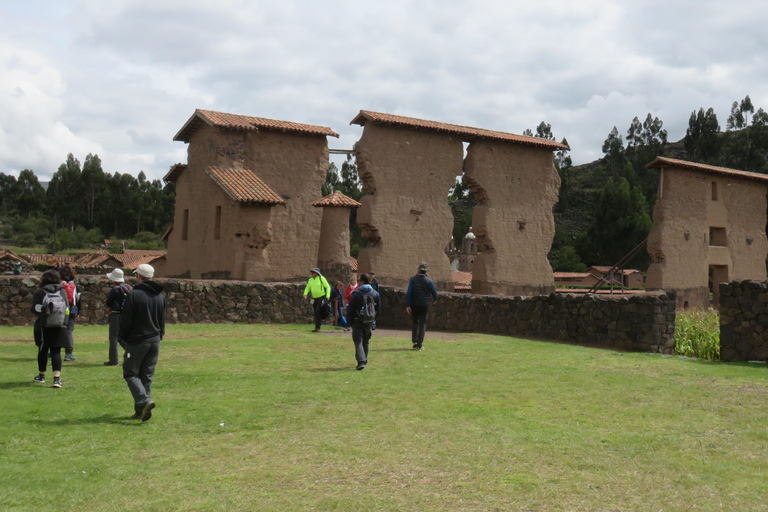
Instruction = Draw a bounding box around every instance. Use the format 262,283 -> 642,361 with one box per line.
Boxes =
464,141 -> 560,295
354,123 -> 462,290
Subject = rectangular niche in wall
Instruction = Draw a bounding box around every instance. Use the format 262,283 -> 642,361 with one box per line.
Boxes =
709,227 -> 726,247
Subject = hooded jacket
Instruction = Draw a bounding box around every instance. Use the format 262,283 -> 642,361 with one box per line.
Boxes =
118,280 -> 166,345
346,284 -> 381,325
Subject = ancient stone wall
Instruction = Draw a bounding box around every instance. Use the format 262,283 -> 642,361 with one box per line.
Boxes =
0,275 -> 676,355
464,141 -> 560,296
647,168 -> 768,309
718,280 -> 768,361
354,123 -> 462,291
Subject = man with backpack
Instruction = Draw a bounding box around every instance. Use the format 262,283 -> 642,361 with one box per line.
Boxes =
347,273 -> 380,370
303,268 -> 331,333
119,264 -> 165,422
105,268 -> 132,366
406,262 -> 438,350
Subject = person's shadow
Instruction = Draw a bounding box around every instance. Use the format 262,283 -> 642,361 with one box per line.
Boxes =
33,414 -> 143,426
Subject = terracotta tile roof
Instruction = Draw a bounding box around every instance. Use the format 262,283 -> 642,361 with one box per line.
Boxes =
350,110 -> 569,150
312,191 -> 362,208
23,254 -> 80,265
554,272 -> 592,279
174,109 -> 339,142
206,167 -> 286,205
647,157 -> 768,183
118,250 -> 167,269
349,257 -> 358,272
75,250 -> 118,267
163,163 -> 187,183
0,248 -> 26,262
452,270 -> 473,285
454,284 -> 472,292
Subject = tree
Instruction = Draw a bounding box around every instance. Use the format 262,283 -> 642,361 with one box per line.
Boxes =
684,108 -> 720,162
551,245 -> 587,272
535,122 -> 554,140
15,170 -> 46,218
626,117 -> 643,149
727,100 -> 745,130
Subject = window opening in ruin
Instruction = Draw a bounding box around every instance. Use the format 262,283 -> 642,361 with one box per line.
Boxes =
711,181 -> 718,201
709,227 -> 726,247
182,209 -> 189,241
683,301 -> 689,309
214,206 -> 222,240
709,264 -> 729,306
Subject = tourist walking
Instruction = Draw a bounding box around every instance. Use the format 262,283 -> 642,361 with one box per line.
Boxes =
344,275 -> 358,304
118,264 -> 165,421
347,273 -> 380,370
105,268 -> 132,366
31,270 -> 70,388
330,281 -> 349,330
303,268 -> 331,332
405,262 -> 438,350
59,265 -> 81,362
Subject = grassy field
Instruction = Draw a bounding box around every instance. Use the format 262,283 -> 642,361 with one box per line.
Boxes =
2,324 -> 768,511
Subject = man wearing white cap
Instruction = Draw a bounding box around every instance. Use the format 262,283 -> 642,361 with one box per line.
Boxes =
104,268 -> 132,366
118,264 -> 165,421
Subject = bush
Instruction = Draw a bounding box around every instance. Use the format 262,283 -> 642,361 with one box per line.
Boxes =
33,263 -> 48,271
674,309 -> 720,361
16,233 -> 36,247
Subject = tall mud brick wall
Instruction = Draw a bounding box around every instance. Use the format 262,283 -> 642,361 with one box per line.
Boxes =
354,123 -> 462,290
464,141 -> 560,296
646,158 -> 768,309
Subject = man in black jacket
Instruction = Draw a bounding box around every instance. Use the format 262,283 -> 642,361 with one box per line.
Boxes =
346,273 -> 380,370
119,264 -> 165,421
405,262 -> 438,350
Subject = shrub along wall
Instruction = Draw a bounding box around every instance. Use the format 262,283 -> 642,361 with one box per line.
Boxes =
718,280 -> 768,362
0,275 -> 677,354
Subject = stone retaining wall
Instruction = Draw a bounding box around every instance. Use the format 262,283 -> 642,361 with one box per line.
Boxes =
718,280 -> 768,361
0,275 -> 676,353
377,289 -> 677,353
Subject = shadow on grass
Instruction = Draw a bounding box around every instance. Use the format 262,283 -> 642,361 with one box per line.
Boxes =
375,348 -> 414,352
308,366 -> 354,372
34,414 -> 144,426
0,356 -> 36,363
0,381 -> 39,389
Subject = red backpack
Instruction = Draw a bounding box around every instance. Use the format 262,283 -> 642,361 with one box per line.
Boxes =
61,281 -> 76,306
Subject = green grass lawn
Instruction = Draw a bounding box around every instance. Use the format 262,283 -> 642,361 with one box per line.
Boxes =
2,324 -> 768,511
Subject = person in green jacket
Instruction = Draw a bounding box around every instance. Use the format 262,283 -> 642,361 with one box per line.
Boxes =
304,268 -> 331,332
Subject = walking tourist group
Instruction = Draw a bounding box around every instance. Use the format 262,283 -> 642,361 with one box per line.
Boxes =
30,261 -> 437,422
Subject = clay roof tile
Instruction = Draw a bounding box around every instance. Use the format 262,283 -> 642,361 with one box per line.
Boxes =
163,163 -> 187,183
350,110 -> 569,151
647,157 -> 768,183
312,191 -> 362,208
206,167 -> 286,205
174,109 -> 339,142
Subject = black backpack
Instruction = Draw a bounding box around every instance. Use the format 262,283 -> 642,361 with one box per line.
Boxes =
360,292 -> 377,326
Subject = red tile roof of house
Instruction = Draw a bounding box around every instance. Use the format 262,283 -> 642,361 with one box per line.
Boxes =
647,157 -> 768,183
350,110 -> 569,150
349,257 -> 358,272
554,272 -> 592,279
0,248 -> 26,262
23,254 -> 81,265
174,109 -> 339,142
206,167 -> 286,205
312,191 -> 362,208
163,163 -> 187,183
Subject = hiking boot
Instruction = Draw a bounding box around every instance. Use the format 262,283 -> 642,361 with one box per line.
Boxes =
52,377 -> 63,388
311,328 -> 320,333
103,361 -> 119,366
130,412 -> 140,420
64,354 -> 76,362
356,362 -> 366,370
33,374 -> 45,383
413,344 -> 422,351
141,400 -> 155,422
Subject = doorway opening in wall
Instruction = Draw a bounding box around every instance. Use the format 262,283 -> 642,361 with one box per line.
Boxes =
214,206 -> 222,240
448,144 -> 477,275
709,264 -> 729,306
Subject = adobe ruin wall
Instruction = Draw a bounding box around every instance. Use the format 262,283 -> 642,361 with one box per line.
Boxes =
464,140 -> 560,296
0,275 -> 675,354
354,123 -> 461,290
647,168 -> 768,309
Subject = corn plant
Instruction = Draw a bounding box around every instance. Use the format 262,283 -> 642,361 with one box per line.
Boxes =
674,309 -> 720,361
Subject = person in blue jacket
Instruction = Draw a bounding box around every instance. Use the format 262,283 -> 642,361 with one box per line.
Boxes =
405,262 -> 437,350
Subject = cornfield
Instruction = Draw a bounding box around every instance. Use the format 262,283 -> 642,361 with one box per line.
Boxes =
674,309 -> 720,361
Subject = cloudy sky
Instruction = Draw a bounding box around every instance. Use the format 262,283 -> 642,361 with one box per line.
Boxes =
1,0 -> 766,181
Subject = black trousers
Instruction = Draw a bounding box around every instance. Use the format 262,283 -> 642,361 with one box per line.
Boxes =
123,341 -> 159,414
312,298 -> 324,329
352,323 -> 371,363
411,306 -> 429,346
